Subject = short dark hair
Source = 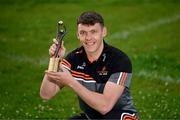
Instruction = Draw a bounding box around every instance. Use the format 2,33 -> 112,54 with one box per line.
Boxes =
77,11 -> 104,26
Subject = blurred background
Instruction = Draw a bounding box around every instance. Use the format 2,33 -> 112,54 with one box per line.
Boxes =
0,0 -> 179,119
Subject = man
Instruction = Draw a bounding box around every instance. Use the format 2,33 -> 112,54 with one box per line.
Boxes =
40,11 -> 139,120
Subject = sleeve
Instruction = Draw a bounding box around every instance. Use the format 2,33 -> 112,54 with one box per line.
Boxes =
108,55 -> 132,88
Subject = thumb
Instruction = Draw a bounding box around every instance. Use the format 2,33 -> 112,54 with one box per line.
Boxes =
60,64 -> 69,73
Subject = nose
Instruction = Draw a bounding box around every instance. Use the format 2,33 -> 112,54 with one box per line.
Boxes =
85,32 -> 92,41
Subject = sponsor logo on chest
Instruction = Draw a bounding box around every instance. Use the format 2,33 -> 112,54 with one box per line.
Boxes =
77,62 -> 86,70
98,66 -> 108,76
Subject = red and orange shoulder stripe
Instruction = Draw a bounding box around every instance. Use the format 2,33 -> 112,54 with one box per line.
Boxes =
60,59 -> 71,70
71,70 -> 95,82
60,59 -> 95,83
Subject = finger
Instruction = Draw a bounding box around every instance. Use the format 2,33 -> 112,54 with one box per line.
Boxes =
49,44 -> 57,56
49,47 -> 55,53
51,45 -> 57,52
52,44 -> 57,49
61,41 -> 64,47
45,71 -> 56,75
46,71 -> 62,77
46,73 -> 58,80
47,74 -> 58,80
49,49 -> 55,57
61,41 -> 66,50
60,65 -> 69,73
45,70 -> 54,73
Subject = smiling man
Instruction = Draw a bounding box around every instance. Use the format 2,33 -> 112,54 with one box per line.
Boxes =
40,11 -> 139,120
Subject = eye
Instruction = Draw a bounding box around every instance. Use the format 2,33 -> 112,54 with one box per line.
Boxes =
91,30 -> 97,34
79,31 -> 86,35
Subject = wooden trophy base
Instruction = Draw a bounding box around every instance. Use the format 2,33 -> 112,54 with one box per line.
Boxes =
48,58 -> 60,72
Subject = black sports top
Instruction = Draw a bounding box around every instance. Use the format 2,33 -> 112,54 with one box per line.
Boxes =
61,41 -> 137,119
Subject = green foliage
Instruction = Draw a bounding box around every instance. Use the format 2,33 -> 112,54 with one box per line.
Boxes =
0,0 -> 179,119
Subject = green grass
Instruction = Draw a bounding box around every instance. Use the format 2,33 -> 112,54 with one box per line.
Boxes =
0,0 -> 180,119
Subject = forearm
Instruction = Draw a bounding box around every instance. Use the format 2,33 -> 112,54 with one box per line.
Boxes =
68,80 -> 112,115
40,74 -> 61,100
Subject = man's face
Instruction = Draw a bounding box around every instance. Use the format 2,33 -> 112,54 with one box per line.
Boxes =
77,23 -> 107,55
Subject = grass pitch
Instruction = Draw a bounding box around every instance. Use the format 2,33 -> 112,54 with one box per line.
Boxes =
0,0 -> 179,119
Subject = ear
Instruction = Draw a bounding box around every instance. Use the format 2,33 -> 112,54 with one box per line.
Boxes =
77,31 -> 80,39
102,27 -> 107,37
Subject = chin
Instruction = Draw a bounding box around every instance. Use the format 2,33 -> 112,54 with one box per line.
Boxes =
86,49 -> 96,53
83,44 -> 95,51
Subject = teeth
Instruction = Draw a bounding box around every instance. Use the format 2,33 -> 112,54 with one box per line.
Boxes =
86,42 -> 95,46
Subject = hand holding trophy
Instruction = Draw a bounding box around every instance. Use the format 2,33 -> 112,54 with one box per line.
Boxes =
48,21 -> 67,72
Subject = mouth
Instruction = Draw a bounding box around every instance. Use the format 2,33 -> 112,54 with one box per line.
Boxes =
85,42 -> 96,47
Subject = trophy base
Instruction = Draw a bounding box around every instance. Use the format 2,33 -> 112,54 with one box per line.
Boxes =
48,58 -> 60,72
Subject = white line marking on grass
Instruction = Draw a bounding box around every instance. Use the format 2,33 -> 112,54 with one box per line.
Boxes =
108,14 -> 180,40
137,69 -> 180,83
4,53 -> 49,66
6,54 -> 35,63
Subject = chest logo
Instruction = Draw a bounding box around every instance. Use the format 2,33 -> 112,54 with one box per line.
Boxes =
98,66 -> 108,76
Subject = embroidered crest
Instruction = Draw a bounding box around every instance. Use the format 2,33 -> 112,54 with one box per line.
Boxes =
98,66 -> 108,76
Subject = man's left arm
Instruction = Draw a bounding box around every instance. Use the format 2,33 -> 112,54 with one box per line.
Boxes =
69,79 -> 124,115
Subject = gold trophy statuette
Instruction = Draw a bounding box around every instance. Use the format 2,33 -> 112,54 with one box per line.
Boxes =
48,20 -> 67,72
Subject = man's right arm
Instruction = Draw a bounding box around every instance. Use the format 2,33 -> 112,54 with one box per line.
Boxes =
40,74 -> 63,100
40,39 -> 65,100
